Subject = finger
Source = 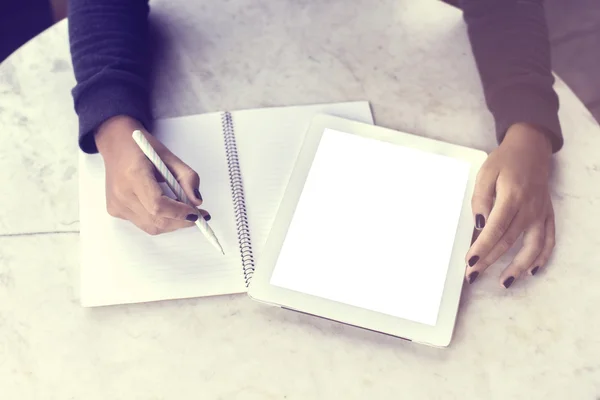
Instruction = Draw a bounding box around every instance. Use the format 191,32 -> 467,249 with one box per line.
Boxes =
113,204 -> 161,235
465,193 -> 519,268
143,131 -> 203,206
106,198 -> 128,220
468,211 -> 527,279
133,168 -> 200,221
529,208 -> 556,276
149,216 -> 195,235
161,153 -> 203,207
498,219 -> 545,288
127,197 -> 195,235
470,227 -> 479,245
153,170 -> 166,183
471,166 -> 497,231
197,209 -> 212,222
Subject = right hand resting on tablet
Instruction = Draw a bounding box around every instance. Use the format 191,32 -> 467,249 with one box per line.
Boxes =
95,116 -> 210,235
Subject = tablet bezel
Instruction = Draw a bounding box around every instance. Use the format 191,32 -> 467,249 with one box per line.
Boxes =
248,114 -> 487,347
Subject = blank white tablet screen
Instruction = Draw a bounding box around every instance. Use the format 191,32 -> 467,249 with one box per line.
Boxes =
270,128 -> 470,326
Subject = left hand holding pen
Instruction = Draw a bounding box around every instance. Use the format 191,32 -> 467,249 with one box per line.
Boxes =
465,123 -> 555,288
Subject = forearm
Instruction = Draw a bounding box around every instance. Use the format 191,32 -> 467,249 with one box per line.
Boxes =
460,0 -> 563,152
68,0 -> 152,154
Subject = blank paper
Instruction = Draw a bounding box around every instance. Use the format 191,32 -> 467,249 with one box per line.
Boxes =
270,128 -> 470,326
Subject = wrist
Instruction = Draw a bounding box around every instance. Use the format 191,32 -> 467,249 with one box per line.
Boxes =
95,115 -> 145,156
503,123 -> 553,156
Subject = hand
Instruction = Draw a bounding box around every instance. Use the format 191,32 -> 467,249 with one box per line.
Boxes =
465,123 -> 555,288
95,116 -> 209,235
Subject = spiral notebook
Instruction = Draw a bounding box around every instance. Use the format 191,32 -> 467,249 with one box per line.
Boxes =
79,101 -> 373,307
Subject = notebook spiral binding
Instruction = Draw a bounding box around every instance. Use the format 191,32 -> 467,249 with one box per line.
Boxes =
221,111 -> 255,287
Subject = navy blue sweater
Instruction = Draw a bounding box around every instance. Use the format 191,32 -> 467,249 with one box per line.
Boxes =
68,0 -> 563,154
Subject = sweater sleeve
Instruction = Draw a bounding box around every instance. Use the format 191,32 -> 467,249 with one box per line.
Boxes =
68,0 -> 152,154
460,0 -> 563,152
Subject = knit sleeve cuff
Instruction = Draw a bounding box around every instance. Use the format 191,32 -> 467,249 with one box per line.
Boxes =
74,82 -> 152,154
490,84 -> 563,153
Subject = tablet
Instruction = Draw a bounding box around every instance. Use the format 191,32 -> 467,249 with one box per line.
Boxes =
248,114 -> 487,347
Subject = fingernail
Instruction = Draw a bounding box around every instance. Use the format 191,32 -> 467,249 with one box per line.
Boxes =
468,255 -> 479,267
194,188 -> 203,202
203,213 -> 212,222
468,271 -> 479,284
475,214 -> 485,230
186,214 -> 199,222
503,276 -> 515,289
531,266 -> 540,276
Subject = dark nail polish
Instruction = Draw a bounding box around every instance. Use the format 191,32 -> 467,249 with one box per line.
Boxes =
531,266 -> 540,276
468,271 -> 479,284
194,188 -> 203,202
475,214 -> 485,230
468,255 -> 480,267
203,213 -> 212,222
186,214 -> 199,222
503,276 -> 515,289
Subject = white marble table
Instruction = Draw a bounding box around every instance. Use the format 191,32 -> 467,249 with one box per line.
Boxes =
1,1 -> 599,398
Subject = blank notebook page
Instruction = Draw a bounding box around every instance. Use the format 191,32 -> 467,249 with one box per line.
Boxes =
270,128 -> 470,326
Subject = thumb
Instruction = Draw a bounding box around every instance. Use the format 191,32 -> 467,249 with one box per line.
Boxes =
471,166 -> 497,231
160,152 -> 203,207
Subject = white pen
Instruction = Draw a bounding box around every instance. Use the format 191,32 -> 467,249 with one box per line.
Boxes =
131,130 -> 225,254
